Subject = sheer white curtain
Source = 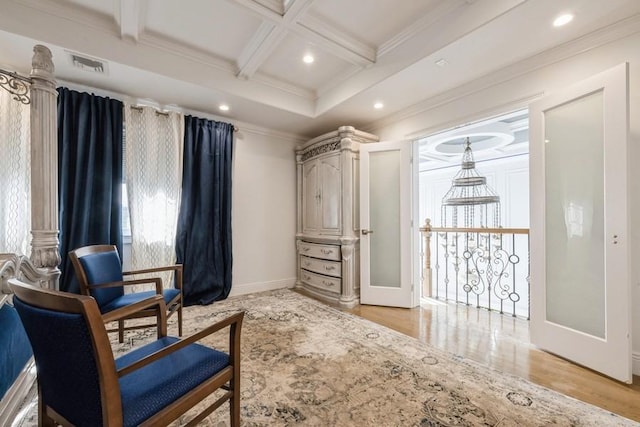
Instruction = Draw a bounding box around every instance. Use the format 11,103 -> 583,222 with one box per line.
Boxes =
124,105 -> 183,289
0,89 -> 31,254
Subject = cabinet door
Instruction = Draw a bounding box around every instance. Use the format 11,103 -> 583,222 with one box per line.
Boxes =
319,154 -> 341,234
302,160 -> 319,233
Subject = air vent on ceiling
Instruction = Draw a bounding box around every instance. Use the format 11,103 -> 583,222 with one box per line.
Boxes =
67,51 -> 108,75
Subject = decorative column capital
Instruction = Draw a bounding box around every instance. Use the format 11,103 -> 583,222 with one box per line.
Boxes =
31,45 -> 55,77
30,230 -> 60,267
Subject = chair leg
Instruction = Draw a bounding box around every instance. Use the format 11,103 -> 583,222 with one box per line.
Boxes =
178,304 -> 183,337
230,393 -> 239,427
38,392 -> 55,427
230,374 -> 240,426
40,412 -> 56,427
157,303 -> 167,338
118,319 -> 124,343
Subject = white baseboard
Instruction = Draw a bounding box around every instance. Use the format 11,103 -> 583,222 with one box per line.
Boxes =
633,351 -> 640,376
0,358 -> 36,426
228,278 -> 295,297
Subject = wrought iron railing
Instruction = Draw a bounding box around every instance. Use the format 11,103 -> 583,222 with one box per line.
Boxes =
420,219 -> 530,319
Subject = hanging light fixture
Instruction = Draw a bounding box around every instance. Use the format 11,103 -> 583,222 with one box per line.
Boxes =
441,138 -> 501,228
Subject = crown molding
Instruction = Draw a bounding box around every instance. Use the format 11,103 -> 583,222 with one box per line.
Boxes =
370,13 -> 640,134
250,71 -> 315,100
57,77 -> 306,143
13,0 -> 118,35
137,30 -> 236,74
315,65 -> 362,99
377,0 -> 466,58
236,120 -> 306,143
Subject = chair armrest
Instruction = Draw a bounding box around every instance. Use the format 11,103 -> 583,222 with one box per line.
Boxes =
89,277 -> 163,295
123,264 -> 183,290
123,264 -> 182,275
102,294 -> 167,325
117,311 -> 244,377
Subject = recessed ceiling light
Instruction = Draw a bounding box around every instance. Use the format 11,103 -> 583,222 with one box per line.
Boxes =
553,13 -> 574,27
303,54 -> 314,64
374,102 -> 384,109
219,104 -> 230,111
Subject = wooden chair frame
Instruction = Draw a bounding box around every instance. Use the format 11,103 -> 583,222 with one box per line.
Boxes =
9,279 -> 243,426
69,245 -> 183,342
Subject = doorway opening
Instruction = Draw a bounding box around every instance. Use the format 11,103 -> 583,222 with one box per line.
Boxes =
416,109 -> 530,318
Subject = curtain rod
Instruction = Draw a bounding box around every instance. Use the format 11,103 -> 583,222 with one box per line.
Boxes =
0,68 -> 32,105
129,105 -> 238,131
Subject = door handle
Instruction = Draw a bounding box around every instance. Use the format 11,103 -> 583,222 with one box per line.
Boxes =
361,229 -> 374,235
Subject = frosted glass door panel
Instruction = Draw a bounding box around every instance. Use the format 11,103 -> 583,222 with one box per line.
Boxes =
360,140 -> 413,308
544,91 -> 605,338
370,150 -> 401,288
530,63 -> 629,383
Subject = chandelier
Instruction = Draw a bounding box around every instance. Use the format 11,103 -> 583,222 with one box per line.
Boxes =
441,137 -> 501,228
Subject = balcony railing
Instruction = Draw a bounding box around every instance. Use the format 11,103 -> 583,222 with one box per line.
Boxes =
419,219 -> 530,319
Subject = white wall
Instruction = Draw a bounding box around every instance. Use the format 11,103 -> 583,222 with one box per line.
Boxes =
230,126 -> 299,296
371,31 -> 640,373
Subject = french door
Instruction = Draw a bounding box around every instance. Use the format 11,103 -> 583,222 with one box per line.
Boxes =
529,63 -> 631,383
359,141 -> 416,307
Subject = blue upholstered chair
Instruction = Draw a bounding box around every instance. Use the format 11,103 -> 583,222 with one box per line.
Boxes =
9,278 -> 244,426
69,245 -> 183,343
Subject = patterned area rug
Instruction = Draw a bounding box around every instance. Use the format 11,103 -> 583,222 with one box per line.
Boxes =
17,289 -> 635,426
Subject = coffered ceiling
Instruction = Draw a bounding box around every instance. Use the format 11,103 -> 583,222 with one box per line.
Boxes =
0,0 -> 638,138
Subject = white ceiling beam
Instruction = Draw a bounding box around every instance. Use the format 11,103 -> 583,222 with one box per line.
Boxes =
259,0 -> 285,15
230,0 -> 284,23
236,22 -> 286,79
281,0 -> 315,23
295,15 -> 375,66
235,0 -> 374,67
233,0 -> 315,79
116,0 -> 143,42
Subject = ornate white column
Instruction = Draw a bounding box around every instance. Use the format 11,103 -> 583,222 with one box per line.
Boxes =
29,45 -> 60,288
339,127 -> 359,307
339,238 -> 357,306
295,152 -> 304,287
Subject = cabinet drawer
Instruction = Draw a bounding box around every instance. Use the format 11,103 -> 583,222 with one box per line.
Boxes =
299,241 -> 341,261
301,269 -> 341,295
300,255 -> 341,278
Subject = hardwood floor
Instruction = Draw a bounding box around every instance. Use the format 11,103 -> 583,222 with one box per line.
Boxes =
345,298 -> 640,422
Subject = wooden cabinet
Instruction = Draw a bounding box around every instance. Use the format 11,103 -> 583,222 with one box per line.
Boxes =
295,126 -> 378,308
